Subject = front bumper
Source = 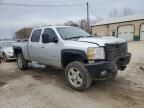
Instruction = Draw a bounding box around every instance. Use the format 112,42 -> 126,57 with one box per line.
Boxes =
116,53 -> 131,70
84,53 -> 131,79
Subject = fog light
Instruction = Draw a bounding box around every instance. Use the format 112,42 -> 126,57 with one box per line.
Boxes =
101,71 -> 107,76
88,60 -> 95,63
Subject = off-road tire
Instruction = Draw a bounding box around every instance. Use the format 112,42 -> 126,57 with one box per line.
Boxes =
119,65 -> 127,71
65,61 -> 92,91
3,54 -> 8,62
16,53 -> 28,70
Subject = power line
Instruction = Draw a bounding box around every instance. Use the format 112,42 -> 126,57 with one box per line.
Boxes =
0,2 -> 83,7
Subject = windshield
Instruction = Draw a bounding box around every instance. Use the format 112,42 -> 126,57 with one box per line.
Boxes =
2,42 -> 14,48
56,27 -> 91,40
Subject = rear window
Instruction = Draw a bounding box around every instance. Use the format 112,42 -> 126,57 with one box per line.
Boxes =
31,29 -> 42,42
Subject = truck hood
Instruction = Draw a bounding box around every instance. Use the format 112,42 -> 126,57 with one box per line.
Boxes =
78,37 -> 126,46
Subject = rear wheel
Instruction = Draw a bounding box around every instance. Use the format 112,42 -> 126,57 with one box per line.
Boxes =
17,53 -> 28,70
3,54 -> 8,62
119,65 -> 127,71
65,61 -> 92,91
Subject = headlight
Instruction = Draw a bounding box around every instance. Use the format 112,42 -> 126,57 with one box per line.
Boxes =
87,47 -> 105,60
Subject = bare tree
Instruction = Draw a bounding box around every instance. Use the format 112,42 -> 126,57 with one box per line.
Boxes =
15,27 -> 32,39
64,20 -> 79,27
109,9 -> 118,18
122,8 -> 134,16
64,19 -> 89,32
64,19 -> 97,33
79,19 -> 88,31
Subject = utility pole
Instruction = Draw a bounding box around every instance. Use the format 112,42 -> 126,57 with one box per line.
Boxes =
13,32 -> 16,40
11,27 -> 15,40
86,2 -> 90,33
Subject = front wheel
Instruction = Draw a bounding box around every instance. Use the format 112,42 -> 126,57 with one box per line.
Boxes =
65,61 -> 92,91
16,54 -> 28,70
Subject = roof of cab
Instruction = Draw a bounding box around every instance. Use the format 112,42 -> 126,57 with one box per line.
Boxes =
32,26 -> 75,30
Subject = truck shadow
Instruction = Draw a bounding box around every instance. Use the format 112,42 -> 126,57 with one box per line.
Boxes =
23,63 -> 134,93
18,63 -> 144,106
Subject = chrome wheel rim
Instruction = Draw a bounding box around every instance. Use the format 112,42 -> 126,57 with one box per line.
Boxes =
68,67 -> 83,87
17,57 -> 22,68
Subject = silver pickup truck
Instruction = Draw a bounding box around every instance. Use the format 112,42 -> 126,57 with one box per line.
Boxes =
13,26 -> 131,91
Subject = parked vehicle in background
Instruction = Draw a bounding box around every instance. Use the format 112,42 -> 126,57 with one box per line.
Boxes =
13,26 -> 131,91
0,41 -> 16,62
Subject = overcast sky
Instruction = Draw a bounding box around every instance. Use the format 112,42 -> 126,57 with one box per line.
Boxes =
0,0 -> 144,38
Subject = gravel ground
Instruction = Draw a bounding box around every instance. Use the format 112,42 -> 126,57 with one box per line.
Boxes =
0,41 -> 144,108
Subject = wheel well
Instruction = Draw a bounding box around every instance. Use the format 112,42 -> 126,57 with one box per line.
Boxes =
13,47 -> 22,57
61,50 -> 88,68
2,52 -> 5,56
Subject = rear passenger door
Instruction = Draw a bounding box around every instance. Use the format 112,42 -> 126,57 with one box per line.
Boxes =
28,29 -> 42,62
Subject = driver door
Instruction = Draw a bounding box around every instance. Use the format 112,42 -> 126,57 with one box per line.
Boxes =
39,28 -> 60,67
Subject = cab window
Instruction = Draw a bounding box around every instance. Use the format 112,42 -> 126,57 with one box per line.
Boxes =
31,29 -> 42,42
42,28 -> 58,43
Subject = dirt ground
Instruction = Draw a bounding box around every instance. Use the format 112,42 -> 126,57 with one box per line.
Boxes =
0,41 -> 144,108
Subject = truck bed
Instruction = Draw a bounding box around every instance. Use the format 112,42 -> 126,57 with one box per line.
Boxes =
13,41 -> 30,60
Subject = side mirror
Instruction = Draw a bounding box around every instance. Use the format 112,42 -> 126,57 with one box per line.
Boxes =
42,34 -> 49,43
53,37 -> 58,43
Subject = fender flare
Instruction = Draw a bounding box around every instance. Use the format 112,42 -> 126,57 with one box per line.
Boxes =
13,46 -> 23,57
61,49 -> 88,68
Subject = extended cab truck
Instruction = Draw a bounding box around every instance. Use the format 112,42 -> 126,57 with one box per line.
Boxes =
13,26 -> 131,91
